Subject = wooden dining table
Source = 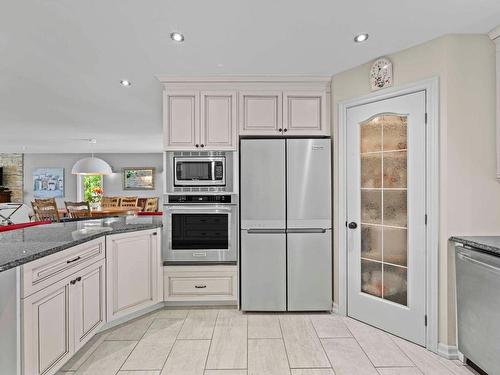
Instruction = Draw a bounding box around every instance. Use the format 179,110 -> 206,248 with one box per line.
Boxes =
59,206 -> 143,218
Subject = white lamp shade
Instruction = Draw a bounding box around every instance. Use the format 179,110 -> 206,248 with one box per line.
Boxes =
71,157 -> 113,175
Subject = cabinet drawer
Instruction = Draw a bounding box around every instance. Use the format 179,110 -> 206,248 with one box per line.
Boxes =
164,265 -> 237,302
170,276 -> 232,296
21,238 -> 105,298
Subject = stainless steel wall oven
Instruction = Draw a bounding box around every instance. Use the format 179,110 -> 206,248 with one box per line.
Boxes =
163,194 -> 238,264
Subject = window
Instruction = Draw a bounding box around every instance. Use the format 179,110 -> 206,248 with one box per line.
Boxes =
78,175 -> 103,203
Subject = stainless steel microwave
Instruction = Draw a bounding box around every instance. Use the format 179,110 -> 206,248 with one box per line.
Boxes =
174,156 -> 225,187
165,151 -> 234,193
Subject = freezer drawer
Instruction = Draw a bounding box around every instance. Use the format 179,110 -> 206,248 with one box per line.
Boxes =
456,246 -> 500,374
288,230 -> 332,311
241,230 -> 286,311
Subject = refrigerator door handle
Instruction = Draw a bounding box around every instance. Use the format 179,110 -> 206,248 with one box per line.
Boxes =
246,228 -> 286,234
287,228 -> 328,234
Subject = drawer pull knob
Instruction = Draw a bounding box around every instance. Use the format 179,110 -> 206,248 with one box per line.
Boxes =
67,256 -> 81,264
195,285 -> 207,289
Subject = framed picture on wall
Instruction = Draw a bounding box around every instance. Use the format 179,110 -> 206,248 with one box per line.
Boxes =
33,167 -> 64,198
123,167 -> 155,190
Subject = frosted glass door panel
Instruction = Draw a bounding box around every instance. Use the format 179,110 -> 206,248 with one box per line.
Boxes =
360,114 -> 408,306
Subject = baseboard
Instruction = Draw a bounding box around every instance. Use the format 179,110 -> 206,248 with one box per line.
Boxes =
437,342 -> 460,360
331,302 -> 339,314
164,300 -> 238,307
99,302 -> 165,332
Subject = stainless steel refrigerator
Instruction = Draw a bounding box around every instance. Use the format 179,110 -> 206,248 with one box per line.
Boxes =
240,138 -> 332,311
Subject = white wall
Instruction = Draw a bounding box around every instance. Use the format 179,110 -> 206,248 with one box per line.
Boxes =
23,153 -> 164,206
332,34 -> 499,346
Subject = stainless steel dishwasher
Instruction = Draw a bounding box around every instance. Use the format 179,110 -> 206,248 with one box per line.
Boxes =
455,245 -> 500,374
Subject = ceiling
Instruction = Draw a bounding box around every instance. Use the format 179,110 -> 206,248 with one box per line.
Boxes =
1,0 -> 500,153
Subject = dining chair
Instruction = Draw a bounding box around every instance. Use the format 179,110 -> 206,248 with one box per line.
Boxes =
137,197 -> 147,211
120,196 -> 138,207
32,198 -> 61,222
101,196 -> 120,208
65,201 -> 91,219
143,197 -> 159,212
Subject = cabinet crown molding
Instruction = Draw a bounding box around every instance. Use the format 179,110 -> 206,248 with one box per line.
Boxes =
156,74 -> 332,84
488,25 -> 500,41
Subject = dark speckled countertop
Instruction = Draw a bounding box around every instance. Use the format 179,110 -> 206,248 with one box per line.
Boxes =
450,236 -> 500,257
0,216 -> 163,272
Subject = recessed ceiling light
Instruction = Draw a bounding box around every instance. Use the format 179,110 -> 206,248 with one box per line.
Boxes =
170,32 -> 185,42
354,33 -> 369,43
120,80 -> 131,87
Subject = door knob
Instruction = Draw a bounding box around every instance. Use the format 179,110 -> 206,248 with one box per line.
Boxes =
195,144 -> 199,148
278,128 -> 283,132
283,128 -> 288,132
348,222 -> 358,229
200,144 -> 205,148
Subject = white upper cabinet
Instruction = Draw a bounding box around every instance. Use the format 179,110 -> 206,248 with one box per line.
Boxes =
239,91 -> 283,135
163,90 -> 237,151
283,90 -> 328,135
160,76 -> 332,148
201,91 -> 237,149
163,91 -> 199,150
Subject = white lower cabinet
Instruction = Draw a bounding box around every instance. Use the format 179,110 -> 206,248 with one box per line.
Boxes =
22,259 -> 105,375
164,265 -> 238,303
72,260 -> 106,352
20,229 -> 163,375
106,229 -> 163,321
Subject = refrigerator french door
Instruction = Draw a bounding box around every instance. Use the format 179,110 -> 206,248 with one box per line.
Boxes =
240,138 -> 332,311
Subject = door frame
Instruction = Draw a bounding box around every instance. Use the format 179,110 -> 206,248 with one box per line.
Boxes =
337,77 -> 439,352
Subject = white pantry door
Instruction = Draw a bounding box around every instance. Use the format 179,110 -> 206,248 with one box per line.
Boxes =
346,91 -> 426,346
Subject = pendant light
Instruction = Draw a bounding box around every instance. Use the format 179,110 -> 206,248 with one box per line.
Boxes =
71,139 -> 113,175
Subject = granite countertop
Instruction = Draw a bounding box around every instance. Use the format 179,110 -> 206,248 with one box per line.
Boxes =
450,236 -> 500,257
0,216 -> 163,272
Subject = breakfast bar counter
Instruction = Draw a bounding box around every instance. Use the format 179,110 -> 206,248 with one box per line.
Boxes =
0,216 -> 163,272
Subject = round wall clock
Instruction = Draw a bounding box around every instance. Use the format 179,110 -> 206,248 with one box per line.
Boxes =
370,57 -> 393,90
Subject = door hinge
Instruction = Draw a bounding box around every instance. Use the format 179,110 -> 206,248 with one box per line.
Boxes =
425,315 -> 428,326
425,214 -> 428,225
425,113 -> 428,124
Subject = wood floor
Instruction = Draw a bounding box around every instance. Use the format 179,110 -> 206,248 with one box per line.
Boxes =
57,308 -> 477,375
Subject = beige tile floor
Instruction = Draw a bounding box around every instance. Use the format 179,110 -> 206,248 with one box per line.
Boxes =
57,308 -> 478,375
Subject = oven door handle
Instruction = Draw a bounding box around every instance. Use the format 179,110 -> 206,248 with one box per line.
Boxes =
163,206 -> 234,212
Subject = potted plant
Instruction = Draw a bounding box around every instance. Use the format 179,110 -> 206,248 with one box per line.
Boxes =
90,186 -> 103,210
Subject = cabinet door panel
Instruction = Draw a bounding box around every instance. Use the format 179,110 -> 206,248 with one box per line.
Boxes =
283,90 -> 329,135
72,260 -> 106,352
239,91 -> 282,135
23,281 -> 72,375
164,91 -> 199,150
201,91 -> 237,149
106,230 -> 162,321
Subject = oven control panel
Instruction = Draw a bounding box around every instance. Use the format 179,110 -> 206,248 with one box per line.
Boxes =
168,195 -> 232,204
